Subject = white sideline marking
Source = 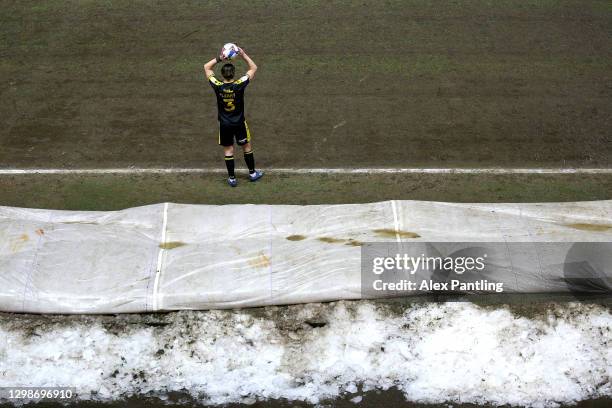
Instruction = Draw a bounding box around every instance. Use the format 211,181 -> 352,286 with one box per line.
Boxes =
152,202 -> 169,311
1,168 -> 612,175
391,200 -> 402,244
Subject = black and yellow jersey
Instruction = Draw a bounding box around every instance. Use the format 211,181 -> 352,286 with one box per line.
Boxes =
208,74 -> 250,125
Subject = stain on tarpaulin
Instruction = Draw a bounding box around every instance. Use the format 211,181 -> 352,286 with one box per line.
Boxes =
565,223 -> 612,232
286,235 -> 306,241
318,237 -> 345,244
286,235 -> 362,246
159,241 -> 186,250
373,229 -> 420,238
249,252 -> 271,269
318,237 -> 363,246
10,234 -> 29,253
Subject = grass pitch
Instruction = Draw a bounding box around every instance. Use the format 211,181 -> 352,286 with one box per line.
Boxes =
0,173 -> 609,210
1,0 -> 610,170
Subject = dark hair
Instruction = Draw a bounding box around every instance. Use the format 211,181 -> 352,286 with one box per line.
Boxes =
221,63 -> 235,80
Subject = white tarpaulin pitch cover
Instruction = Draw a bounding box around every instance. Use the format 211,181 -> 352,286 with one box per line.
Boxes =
0,200 -> 610,314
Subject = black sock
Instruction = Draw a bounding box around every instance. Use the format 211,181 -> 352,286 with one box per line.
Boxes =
224,155 -> 235,178
244,150 -> 255,174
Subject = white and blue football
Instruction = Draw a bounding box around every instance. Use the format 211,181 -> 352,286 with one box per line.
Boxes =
221,43 -> 239,60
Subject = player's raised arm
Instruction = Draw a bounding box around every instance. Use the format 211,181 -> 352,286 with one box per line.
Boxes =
204,55 -> 223,78
239,48 -> 257,79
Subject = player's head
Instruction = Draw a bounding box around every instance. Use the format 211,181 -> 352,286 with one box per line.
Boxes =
221,63 -> 235,80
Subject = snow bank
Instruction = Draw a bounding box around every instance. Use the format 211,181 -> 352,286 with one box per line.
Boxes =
0,301 -> 609,406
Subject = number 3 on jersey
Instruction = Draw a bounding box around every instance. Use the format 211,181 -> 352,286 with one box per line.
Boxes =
222,98 -> 236,112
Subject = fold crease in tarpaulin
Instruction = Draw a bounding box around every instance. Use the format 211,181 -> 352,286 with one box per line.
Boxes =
0,200 -> 610,314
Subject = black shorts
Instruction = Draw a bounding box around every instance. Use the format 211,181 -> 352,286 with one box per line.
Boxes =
218,121 -> 251,146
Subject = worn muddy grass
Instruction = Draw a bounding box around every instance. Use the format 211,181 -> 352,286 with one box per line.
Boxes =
1,0 -> 610,169
0,173 -> 610,210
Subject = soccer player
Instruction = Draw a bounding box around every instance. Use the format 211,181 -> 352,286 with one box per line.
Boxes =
204,46 -> 263,187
